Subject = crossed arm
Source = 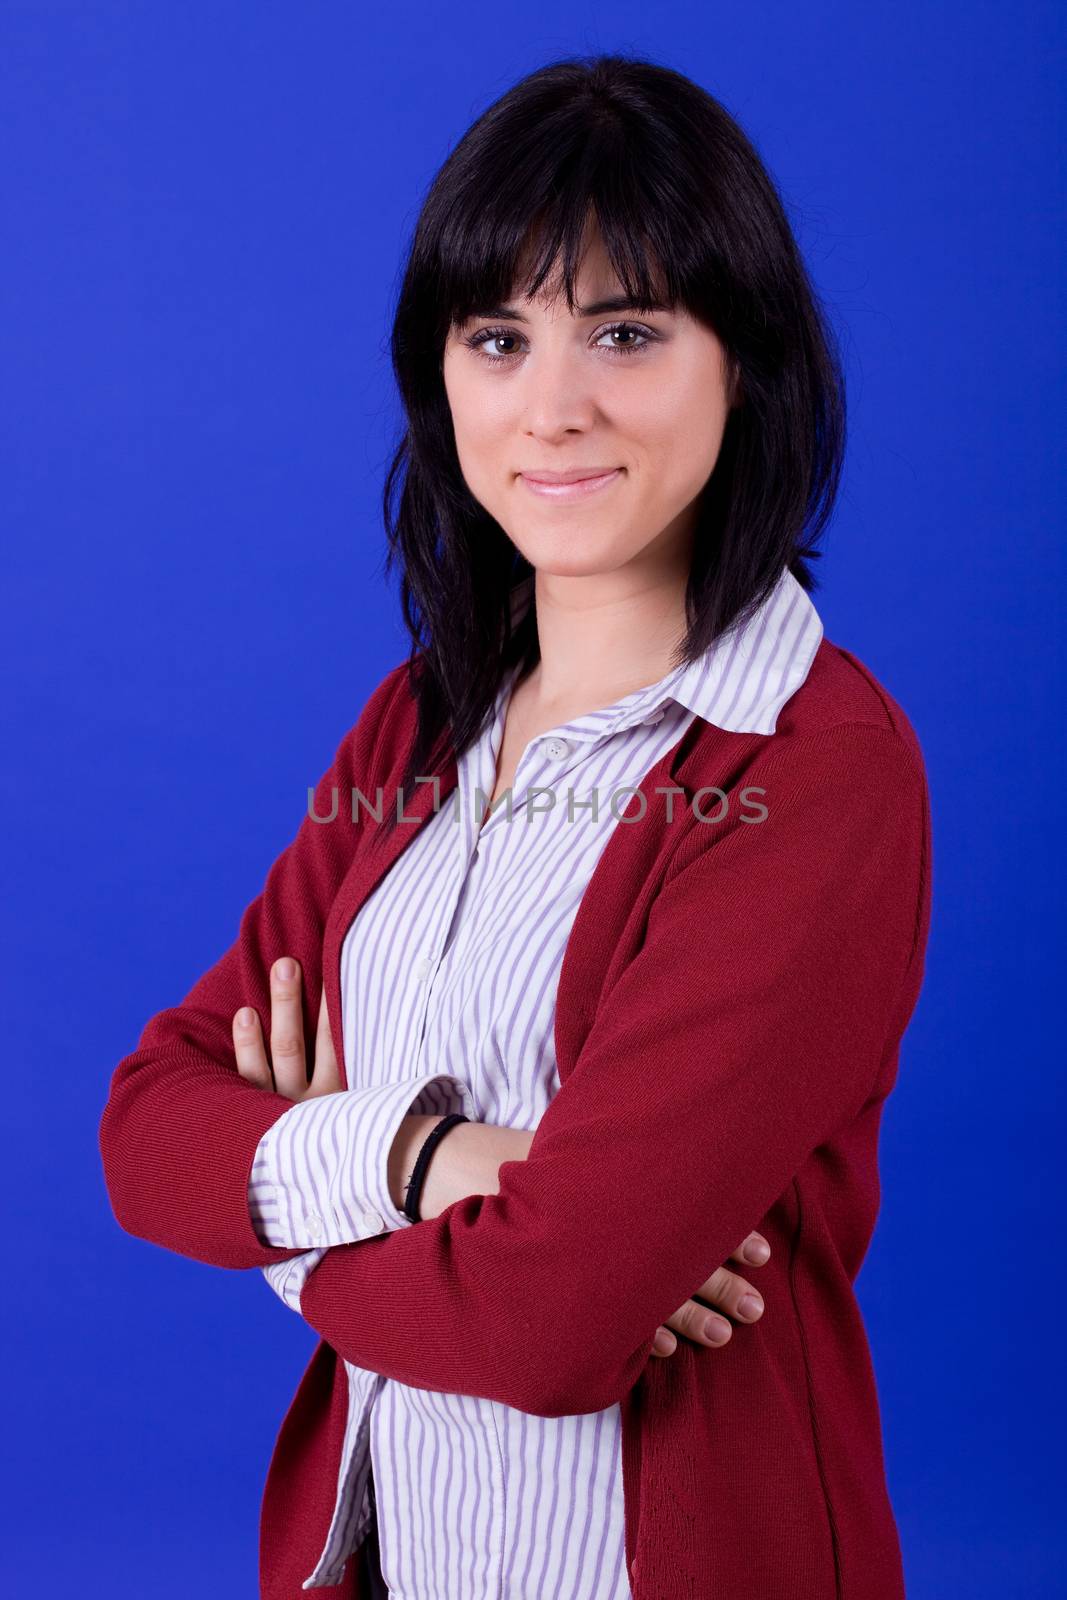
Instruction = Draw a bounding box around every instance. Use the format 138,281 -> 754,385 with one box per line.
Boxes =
235,961 -> 769,1350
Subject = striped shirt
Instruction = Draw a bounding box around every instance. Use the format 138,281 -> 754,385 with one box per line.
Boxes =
247,564 -> 824,1596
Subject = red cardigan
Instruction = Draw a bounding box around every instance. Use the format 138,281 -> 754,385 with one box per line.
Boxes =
99,636 -> 933,1600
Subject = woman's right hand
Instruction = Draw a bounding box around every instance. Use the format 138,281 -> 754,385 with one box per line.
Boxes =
650,1235 -> 770,1358
232,956 -> 341,1102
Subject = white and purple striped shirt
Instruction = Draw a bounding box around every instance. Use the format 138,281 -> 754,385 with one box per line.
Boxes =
248,565 -> 824,1596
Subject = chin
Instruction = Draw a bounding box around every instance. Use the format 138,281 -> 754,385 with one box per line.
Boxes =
515,544 -> 638,581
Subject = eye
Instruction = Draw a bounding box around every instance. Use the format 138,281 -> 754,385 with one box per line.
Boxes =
461,321 -> 658,364
594,322 -> 654,353
464,326 -> 524,361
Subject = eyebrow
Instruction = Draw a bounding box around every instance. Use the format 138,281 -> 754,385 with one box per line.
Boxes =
461,295 -> 671,323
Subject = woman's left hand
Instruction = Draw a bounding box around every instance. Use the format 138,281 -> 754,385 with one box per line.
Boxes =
649,1240 -> 769,1358
232,956 -> 341,1101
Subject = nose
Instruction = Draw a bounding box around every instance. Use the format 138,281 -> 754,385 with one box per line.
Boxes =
519,350 -> 599,442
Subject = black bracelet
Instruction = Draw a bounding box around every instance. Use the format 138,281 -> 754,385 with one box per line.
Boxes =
402,1113 -> 470,1223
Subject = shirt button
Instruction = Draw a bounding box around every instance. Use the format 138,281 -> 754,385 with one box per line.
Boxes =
360,1209 -> 384,1235
414,954 -> 434,982
304,1211 -> 324,1241
544,737 -> 570,759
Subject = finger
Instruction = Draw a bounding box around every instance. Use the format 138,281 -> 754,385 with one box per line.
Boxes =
652,1253 -> 771,1358
269,957 -> 307,1100
728,1232 -> 771,1267
232,1007 -> 273,1090
695,1263 -> 765,1325
663,1298 -> 735,1349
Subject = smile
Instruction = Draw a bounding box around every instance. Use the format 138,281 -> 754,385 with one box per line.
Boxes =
519,469 -> 623,500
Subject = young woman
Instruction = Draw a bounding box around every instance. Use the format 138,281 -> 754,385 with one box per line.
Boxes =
100,55 -> 932,1600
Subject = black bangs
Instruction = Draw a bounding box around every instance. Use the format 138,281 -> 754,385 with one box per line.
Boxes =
431,142 -> 680,342
439,198 -> 676,342
377,53 -> 847,840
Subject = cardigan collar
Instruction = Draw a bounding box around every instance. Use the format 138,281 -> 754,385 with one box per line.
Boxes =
503,565 -> 823,737
356,566 -> 825,893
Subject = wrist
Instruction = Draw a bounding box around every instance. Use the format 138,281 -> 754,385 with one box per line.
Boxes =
414,1118 -> 483,1221
416,1120 -> 535,1221
387,1116 -> 537,1221
387,1114 -> 444,1215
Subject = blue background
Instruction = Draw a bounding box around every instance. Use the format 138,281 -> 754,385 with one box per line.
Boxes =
3,3 -> 1063,1594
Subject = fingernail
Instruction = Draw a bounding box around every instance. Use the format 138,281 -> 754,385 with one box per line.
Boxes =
237,1008 -> 255,1029
745,1240 -> 770,1263
275,958 -> 294,981
704,1318 -> 729,1343
738,1294 -> 764,1319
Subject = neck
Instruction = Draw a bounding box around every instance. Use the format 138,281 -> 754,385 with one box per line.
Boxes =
522,566 -> 691,712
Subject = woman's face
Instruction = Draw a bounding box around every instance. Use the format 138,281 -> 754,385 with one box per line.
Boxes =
442,227 -> 739,586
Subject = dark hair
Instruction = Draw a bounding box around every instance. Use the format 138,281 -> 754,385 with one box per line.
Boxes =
376,52 -> 846,839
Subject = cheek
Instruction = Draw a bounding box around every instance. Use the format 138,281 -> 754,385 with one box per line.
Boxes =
445,394 -> 513,510
448,381 -> 515,464
628,367 -> 728,469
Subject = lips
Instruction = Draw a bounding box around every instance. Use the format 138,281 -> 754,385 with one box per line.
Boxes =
520,468 -> 621,484
519,468 -> 623,501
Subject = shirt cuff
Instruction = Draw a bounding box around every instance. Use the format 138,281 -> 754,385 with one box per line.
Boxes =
247,1074 -> 477,1247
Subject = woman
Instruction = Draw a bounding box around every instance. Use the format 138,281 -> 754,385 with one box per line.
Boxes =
99,55 -> 932,1600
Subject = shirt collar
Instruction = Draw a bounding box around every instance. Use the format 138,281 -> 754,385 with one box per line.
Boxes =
503,566 -> 823,737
